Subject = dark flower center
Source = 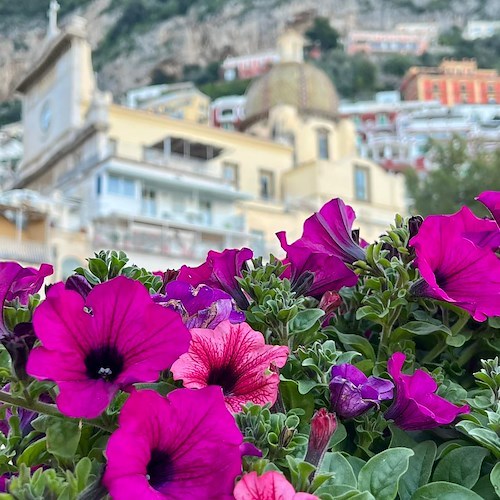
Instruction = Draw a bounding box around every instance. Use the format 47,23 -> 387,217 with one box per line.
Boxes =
434,271 -> 447,288
84,345 -> 124,382
146,449 -> 175,489
207,364 -> 239,395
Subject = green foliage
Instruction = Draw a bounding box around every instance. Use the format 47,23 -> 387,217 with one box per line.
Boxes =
382,54 -> 417,76
235,403 -> 308,468
199,78 -> 252,99
74,249 -> 163,292
406,137 -> 500,216
305,17 -> 340,51
315,50 -> 378,99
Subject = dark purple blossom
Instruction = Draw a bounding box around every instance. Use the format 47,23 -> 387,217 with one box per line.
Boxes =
0,262 -> 53,334
330,364 -> 394,419
385,352 -> 469,431
152,281 -> 244,329
177,248 -> 253,309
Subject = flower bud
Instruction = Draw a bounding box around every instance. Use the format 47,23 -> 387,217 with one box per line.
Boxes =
304,409 -> 337,467
65,275 -> 92,299
319,291 -> 342,314
408,215 -> 424,240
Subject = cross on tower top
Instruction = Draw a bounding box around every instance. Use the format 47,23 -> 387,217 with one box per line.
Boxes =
47,0 -> 60,39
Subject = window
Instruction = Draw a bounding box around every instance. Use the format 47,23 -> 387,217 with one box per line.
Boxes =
96,175 -> 102,195
107,174 -> 136,197
317,129 -> 330,159
259,170 -> 275,200
141,187 -> 157,217
355,166 -> 370,201
377,113 -> 389,126
223,162 -> 239,187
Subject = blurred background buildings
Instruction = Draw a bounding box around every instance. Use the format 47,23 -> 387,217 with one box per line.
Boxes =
0,0 -> 499,277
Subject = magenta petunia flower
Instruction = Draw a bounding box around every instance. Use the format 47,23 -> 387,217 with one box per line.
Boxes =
0,262 -> 53,333
330,364 -> 394,419
277,232 -> 358,297
233,471 -> 319,500
27,276 -> 190,419
477,190 -> 500,224
104,387 -> 244,499
152,281 -> 244,329
171,321 -> 289,412
410,207 -> 500,321
280,198 -> 365,265
178,248 -> 253,309
385,352 -> 469,431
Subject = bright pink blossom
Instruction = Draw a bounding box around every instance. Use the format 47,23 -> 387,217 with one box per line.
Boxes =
477,190 -> 500,224
234,471 -> 318,500
410,207 -> 500,321
277,232 -> 358,297
27,276 -> 190,418
178,248 -> 253,309
104,387 -> 244,499
284,198 -> 365,265
385,352 -> 469,431
171,321 -> 289,412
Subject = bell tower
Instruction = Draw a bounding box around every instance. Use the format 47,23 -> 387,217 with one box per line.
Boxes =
15,7 -> 96,178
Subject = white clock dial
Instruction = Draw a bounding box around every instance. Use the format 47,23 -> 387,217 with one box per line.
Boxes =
40,101 -> 52,132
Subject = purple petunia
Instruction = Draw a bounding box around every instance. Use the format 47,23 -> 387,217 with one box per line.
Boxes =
410,206 -> 500,321
152,281 -> 244,329
283,198 -> 366,265
27,276 -> 190,419
277,232 -> 358,297
177,248 -> 253,309
0,262 -> 53,333
330,364 -> 394,419
104,387 -> 244,499
385,352 -> 469,431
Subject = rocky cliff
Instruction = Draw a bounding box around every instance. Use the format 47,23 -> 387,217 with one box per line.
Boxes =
0,0 -> 499,101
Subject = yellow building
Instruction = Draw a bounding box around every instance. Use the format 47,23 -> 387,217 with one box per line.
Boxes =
7,14 -> 406,277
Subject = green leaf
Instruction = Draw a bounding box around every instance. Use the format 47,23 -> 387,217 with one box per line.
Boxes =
334,332 -> 376,362
398,441 -> 437,500
279,380 -> 314,420
472,474 -> 498,500
357,447 -> 413,500
388,423 -> 417,449
432,446 -> 489,489
46,419 -> 81,459
16,437 -> 48,466
395,321 -> 451,336
290,309 -> 324,333
319,452 -> 357,487
88,258 -> 108,281
412,482 -> 483,499
491,462 -> 500,497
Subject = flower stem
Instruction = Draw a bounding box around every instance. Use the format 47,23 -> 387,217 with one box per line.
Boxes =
421,337 -> 447,364
0,390 -> 115,433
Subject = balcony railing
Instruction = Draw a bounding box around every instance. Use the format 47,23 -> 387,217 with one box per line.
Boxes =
0,237 -> 52,264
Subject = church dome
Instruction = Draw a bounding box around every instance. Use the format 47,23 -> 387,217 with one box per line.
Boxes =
242,61 -> 339,128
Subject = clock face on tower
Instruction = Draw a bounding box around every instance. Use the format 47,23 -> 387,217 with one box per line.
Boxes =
40,100 -> 52,132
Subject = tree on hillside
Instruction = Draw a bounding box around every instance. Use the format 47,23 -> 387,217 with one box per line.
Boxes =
382,55 -> 417,76
305,17 -> 340,51
406,137 -> 500,216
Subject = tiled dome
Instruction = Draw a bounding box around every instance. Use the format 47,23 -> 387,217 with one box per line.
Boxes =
242,62 -> 339,128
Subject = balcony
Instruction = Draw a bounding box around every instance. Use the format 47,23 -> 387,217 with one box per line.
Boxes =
92,217 -> 259,261
0,237 -> 52,264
